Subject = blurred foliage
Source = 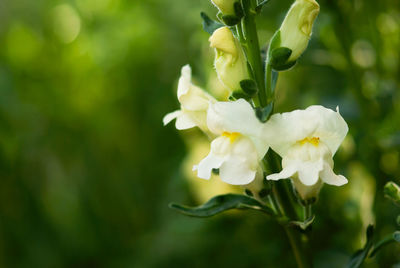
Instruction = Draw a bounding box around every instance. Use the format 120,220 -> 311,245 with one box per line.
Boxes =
0,0 -> 399,267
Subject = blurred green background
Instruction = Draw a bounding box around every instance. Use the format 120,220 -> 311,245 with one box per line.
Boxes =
0,0 -> 399,267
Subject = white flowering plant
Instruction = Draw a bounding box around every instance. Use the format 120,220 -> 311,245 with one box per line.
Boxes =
163,0 -> 400,267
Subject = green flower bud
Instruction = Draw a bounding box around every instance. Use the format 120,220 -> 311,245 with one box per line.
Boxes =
211,0 -> 237,16
279,0 -> 320,62
209,27 -> 249,92
384,181 -> 400,206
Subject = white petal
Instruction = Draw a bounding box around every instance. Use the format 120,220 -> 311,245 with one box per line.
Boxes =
320,163 -> 348,186
177,65 -> 192,97
297,160 -> 323,186
163,110 -> 181,126
194,153 -> 224,180
177,65 -> 214,111
266,164 -> 297,181
207,99 -> 261,135
307,106 -> 348,155
219,156 -> 256,185
175,112 -> 197,130
207,99 -> 268,157
265,105 -> 348,156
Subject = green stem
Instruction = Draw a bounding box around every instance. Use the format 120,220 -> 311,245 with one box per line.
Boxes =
242,0 -> 267,107
265,62 -> 274,104
285,228 -> 313,268
303,204 -> 312,221
240,1 -> 312,267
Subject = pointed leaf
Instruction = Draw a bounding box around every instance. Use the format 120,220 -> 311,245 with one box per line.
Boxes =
200,12 -> 223,35
169,194 -> 274,218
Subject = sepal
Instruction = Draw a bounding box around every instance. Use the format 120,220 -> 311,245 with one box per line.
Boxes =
288,215 -> 315,232
255,103 -> 273,123
240,79 -> 258,96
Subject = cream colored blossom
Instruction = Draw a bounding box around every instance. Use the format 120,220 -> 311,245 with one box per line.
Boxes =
163,65 -> 216,134
194,99 -> 269,185
265,105 -> 348,199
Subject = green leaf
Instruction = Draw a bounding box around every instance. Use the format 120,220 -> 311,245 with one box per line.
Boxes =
255,0 -> 272,13
346,225 -> 374,268
240,79 -> 258,96
169,194 -> 274,218
394,231 -> 400,242
384,181 -> 400,206
200,12 -> 223,35
288,215 -> 315,232
397,215 -> 400,226
255,103 -> 273,122
221,15 -> 241,26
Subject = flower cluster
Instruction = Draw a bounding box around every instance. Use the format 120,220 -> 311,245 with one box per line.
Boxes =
164,0 -> 348,202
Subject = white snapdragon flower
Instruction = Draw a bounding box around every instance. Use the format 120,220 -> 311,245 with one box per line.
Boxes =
265,105 -> 348,199
194,99 -> 269,185
163,65 -> 216,134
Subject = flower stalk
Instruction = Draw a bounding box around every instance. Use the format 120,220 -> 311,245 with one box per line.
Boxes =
241,0 -> 267,107
239,1 -> 313,267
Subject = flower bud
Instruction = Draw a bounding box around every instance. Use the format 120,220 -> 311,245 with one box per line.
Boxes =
384,181 -> 400,206
209,27 -> 249,93
211,0 -> 237,16
279,0 -> 320,62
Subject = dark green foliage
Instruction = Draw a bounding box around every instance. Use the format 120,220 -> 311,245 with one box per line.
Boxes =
201,12 -> 223,34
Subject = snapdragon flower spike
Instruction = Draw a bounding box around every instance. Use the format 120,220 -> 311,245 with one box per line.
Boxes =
163,65 -> 216,134
194,99 -> 269,185
265,105 -> 348,200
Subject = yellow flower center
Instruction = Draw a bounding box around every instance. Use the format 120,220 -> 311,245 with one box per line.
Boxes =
298,137 -> 320,146
222,132 -> 240,143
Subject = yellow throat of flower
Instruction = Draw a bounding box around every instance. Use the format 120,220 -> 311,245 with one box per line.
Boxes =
298,137 -> 320,146
222,132 -> 240,143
